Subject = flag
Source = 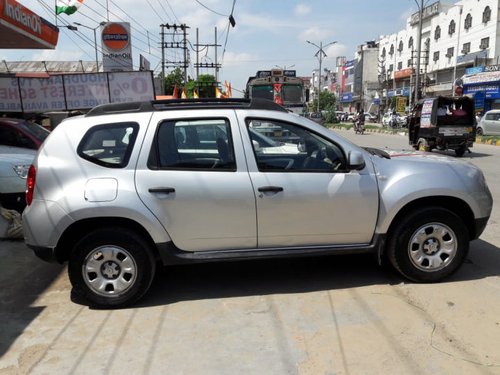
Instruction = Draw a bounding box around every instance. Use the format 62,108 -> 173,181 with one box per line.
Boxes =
56,0 -> 84,15
172,84 -> 179,99
224,81 -> 232,98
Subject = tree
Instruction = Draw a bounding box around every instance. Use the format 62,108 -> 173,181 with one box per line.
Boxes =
309,90 -> 336,113
191,74 -> 217,98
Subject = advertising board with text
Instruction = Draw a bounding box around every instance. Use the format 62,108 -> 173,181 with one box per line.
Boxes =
0,71 -> 154,113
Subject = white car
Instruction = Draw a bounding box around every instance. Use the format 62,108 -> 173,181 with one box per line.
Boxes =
0,145 -> 36,212
23,98 -> 492,308
477,110 -> 500,136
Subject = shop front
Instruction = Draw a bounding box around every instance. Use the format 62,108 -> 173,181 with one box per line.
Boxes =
463,65 -> 500,113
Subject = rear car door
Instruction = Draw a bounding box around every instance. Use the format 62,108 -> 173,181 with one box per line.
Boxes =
135,110 -> 257,252
239,115 -> 379,248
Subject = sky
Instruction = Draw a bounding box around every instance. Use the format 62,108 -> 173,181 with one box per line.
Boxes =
1,0 -> 427,97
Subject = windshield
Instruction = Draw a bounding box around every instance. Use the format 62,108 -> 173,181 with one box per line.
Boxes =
282,85 -> 303,103
250,85 -> 273,100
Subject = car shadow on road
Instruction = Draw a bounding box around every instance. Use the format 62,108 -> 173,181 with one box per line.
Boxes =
135,238 -> 500,309
0,239 -> 65,358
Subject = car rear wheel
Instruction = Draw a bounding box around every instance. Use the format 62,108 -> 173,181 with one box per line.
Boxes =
476,127 -> 483,136
68,228 -> 156,308
387,207 -> 469,282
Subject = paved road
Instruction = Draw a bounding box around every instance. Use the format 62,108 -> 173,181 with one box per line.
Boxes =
1,131 -> 499,375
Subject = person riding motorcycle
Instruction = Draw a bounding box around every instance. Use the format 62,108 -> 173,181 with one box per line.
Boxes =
354,110 -> 365,134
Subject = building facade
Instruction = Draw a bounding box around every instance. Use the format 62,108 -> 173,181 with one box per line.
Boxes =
377,0 -> 498,112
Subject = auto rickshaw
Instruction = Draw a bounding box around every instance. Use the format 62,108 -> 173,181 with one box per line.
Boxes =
408,95 -> 476,157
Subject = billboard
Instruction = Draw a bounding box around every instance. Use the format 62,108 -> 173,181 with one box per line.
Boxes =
0,71 -> 155,113
101,22 -> 133,72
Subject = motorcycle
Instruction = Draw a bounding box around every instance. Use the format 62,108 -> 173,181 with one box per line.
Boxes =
354,118 -> 365,134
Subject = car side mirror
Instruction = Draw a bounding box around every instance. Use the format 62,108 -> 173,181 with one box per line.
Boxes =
348,151 -> 365,170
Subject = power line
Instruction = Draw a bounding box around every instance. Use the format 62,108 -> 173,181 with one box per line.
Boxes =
193,0 -> 228,17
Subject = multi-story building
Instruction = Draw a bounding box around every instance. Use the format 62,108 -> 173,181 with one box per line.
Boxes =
377,0 -> 498,113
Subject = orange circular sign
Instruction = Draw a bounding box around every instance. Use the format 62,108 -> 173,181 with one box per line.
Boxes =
102,23 -> 129,51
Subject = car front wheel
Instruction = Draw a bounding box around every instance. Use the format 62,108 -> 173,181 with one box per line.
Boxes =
387,207 -> 469,282
68,228 -> 156,308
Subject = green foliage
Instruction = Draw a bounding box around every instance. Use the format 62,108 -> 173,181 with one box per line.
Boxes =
310,90 -> 337,113
193,74 -> 217,98
164,68 -> 184,95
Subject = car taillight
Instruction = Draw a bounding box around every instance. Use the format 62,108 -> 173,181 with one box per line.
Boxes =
26,165 -> 36,206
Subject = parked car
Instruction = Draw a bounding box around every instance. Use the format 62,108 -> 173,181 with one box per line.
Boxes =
23,98 -> 492,308
0,145 -> 36,212
0,118 -> 50,150
365,113 -> 378,122
382,112 -> 406,128
477,109 -> 500,136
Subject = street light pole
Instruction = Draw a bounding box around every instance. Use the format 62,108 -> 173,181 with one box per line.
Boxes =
414,0 -> 424,106
74,22 -> 104,72
452,5 -> 463,95
307,40 -> 337,114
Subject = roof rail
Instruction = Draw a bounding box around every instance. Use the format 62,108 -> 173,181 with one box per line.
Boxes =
85,97 -> 287,117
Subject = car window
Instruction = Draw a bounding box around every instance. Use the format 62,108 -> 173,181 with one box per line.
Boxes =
246,119 -> 346,172
0,125 -> 36,149
19,122 -> 50,141
154,118 -> 236,171
77,122 -> 138,168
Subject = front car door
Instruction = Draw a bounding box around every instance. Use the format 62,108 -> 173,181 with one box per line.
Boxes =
238,114 -> 379,248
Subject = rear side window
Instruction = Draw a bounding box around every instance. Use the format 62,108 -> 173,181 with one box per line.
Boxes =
77,122 -> 138,168
150,118 -> 236,171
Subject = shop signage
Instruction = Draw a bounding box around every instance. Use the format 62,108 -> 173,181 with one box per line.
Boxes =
340,92 -> 353,102
463,70 -> 500,85
0,0 -> 59,49
457,50 -> 488,64
394,68 -> 414,79
0,71 -> 154,112
101,22 -> 133,72
410,1 -> 439,25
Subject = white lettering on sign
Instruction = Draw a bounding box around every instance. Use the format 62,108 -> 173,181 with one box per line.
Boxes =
4,1 -> 42,34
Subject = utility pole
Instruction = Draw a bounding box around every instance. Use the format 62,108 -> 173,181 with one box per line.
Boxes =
193,27 -> 221,97
160,23 -> 190,90
307,40 -> 337,113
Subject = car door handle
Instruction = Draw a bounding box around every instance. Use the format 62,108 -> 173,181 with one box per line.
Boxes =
148,187 -> 176,194
258,186 -> 284,193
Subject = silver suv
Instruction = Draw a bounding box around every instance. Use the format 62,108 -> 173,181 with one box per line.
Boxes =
23,98 -> 493,308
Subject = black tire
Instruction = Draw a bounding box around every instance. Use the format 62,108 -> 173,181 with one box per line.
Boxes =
68,227 -> 156,308
387,207 -> 469,282
476,127 -> 483,136
455,146 -> 466,157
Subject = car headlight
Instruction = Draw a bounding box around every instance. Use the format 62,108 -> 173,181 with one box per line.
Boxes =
13,164 -> 30,179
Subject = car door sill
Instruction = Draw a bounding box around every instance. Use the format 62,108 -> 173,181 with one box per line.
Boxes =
156,235 -> 383,265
